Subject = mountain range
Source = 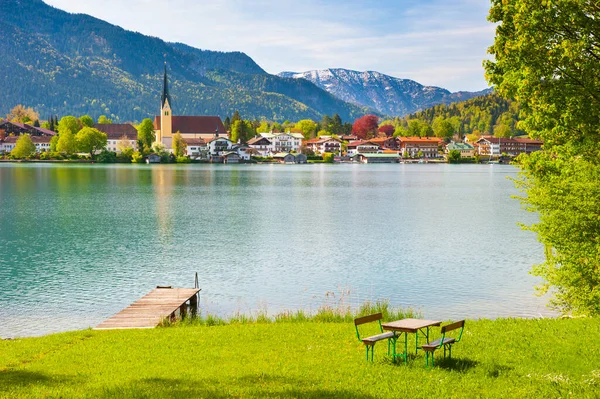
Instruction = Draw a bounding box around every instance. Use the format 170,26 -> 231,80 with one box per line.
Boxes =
1,0 -> 490,123
278,69 -> 492,116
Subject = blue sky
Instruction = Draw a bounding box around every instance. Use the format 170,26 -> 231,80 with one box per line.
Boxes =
45,0 -> 495,92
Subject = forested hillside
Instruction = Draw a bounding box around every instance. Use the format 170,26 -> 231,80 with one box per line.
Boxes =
0,0 -> 369,122
381,93 -> 524,139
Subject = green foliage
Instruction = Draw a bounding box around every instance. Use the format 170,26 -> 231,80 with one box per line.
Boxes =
256,120 -> 270,134
432,117 -> 455,138
295,119 -> 318,139
79,115 -> 94,127
137,118 -> 155,150
57,116 -> 81,136
10,134 -> 36,158
230,119 -> 254,143
131,151 -> 143,163
176,156 -> 191,163
97,115 -> 112,124
49,135 -> 58,152
96,149 -> 117,163
171,132 -> 186,157
486,1 -> 600,315
75,127 -> 107,160
322,153 -> 334,163
56,129 -> 77,155
447,149 -> 461,163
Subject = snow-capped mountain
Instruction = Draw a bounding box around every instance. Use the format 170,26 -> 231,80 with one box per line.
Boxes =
278,69 -> 492,117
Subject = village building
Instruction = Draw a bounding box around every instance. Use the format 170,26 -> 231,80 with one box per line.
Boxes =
273,152 -> 297,164
94,123 -> 138,153
398,137 -> 443,158
0,135 -> 53,153
369,136 -> 399,150
259,132 -> 304,154
183,138 -> 206,158
0,120 -> 56,154
352,153 -> 400,164
475,136 -> 543,157
247,136 -> 272,157
445,142 -> 475,158
346,140 -> 381,156
153,65 -> 227,149
304,136 -> 342,155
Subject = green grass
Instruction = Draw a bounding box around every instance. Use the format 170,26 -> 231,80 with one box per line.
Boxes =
1,317 -> 599,398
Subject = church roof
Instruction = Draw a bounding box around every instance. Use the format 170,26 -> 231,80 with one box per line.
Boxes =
161,63 -> 172,109
153,116 -> 226,135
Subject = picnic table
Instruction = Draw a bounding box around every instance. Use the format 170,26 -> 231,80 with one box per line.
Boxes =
381,318 -> 442,364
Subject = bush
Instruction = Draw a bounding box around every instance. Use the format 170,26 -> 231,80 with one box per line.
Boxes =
131,151 -> 143,163
176,156 -> 191,163
322,153 -> 334,163
97,150 -> 117,163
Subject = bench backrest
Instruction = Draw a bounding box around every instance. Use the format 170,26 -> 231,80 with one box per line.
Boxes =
354,313 -> 384,342
441,320 -> 465,343
354,313 -> 383,326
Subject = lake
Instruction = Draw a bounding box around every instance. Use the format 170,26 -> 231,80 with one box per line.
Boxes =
0,163 -> 551,338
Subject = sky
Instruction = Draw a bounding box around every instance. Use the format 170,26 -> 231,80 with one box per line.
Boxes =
44,0 -> 495,92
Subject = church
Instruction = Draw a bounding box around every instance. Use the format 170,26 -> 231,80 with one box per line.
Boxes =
153,64 -> 227,148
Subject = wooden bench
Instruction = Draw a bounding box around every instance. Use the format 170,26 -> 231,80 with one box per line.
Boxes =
354,313 -> 395,362
421,320 -> 465,367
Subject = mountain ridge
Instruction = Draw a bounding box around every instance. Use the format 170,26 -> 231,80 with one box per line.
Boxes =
278,69 -> 492,117
0,0 -> 370,122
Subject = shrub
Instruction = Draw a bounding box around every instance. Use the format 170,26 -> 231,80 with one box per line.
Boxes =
97,150 -> 117,163
322,153 -> 334,163
131,151 -> 143,163
176,156 -> 191,163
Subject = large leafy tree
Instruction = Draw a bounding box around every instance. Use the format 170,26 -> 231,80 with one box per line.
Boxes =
6,105 -> 39,124
76,127 -> 107,160
137,118 -> 155,150
56,129 -> 77,154
295,119 -> 318,140
11,134 -> 36,158
57,116 -> 81,136
485,0 -> 600,315
352,115 -> 379,139
79,115 -> 94,127
172,132 -> 186,157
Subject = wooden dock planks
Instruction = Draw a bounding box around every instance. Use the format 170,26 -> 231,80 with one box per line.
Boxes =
95,287 -> 200,330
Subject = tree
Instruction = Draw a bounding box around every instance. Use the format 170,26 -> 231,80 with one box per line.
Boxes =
485,0 -> 600,315
295,119 -> 318,139
79,115 -> 94,127
137,118 -> 155,150
223,116 -> 231,132
172,132 -> 186,157
407,119 -> 422,137
230,110 -> 241,126
10,134 -> 36,158
493,123 -> 512,138
256,121 -> 270,134
76,127 -> 107,159
447,149 -> 461,163
378,124 -> 395,137
49,135 -> 59,152
97,115 -> 112,124
56,129 -> 77,155
58,116 -> 81,136
352,115 -> 379,139
117,135 -> 134,160
7,105 -> 39,123
432,117 -> 455,139
230,120 -> 253,143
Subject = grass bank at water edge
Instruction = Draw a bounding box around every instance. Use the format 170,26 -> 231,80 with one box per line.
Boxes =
1,318 -> 599,398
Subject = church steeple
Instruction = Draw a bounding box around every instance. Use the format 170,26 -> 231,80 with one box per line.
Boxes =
161,62 -> 172,109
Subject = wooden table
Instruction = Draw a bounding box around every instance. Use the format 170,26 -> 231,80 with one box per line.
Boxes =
381,319 -> 442,364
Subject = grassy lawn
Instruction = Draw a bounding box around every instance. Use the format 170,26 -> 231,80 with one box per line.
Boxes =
1,318 -> 599,398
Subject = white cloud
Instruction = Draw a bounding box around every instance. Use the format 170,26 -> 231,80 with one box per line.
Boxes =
44,0 -> 495,91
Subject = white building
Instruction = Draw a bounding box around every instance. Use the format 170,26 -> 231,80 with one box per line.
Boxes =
259,132 -> 304,154
94,124 -> 138,153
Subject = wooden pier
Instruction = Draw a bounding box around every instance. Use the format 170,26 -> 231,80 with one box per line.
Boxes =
95,287 -> 201,330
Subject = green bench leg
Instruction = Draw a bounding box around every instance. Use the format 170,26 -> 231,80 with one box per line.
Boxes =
425,351 -> 435,368
365,345 -> 375,362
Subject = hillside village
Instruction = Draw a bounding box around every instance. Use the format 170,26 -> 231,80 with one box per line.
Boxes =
0,67 -> 542,164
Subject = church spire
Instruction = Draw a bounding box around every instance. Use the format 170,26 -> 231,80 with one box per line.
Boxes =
161,62 -> 172,109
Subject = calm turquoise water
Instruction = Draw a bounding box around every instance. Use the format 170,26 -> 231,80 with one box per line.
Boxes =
0,163 -> 551,338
